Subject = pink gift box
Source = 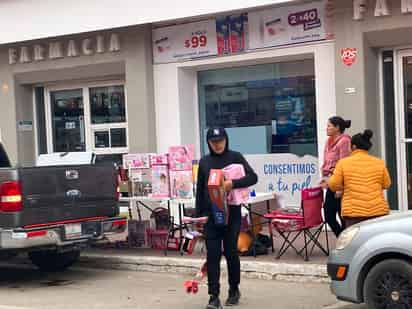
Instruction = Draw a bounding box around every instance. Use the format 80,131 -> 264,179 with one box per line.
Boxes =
223,164 -> 250,205
123,153 -> 151,169
170,170 -> 194,199
151,165 -> 170,198
150,154 -> 169,166
168,145 -> 194,171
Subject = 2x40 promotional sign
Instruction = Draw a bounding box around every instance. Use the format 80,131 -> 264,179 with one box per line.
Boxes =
248,0 -> 333,50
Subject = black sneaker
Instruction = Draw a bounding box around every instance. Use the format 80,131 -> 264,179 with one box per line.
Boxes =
206,295 -> 222,309
225,288 -> 241,306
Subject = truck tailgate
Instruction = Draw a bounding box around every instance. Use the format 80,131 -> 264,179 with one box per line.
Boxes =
15,165 -> 118,227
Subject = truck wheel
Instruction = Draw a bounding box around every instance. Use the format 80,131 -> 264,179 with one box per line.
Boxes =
29,250 -> 80,272
364,259 -> 412,308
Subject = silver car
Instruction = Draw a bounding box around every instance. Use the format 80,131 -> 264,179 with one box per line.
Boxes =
328,212 -> 412,308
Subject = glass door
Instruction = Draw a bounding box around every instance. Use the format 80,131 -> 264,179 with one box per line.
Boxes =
49,89 -> 85,152
396,51 -> 412,211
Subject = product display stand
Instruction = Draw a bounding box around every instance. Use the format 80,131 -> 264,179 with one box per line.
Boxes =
120,196 -> 196,255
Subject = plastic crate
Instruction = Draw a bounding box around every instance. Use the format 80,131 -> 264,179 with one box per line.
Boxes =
128,220 -> 150,247
147,229 -> 179,250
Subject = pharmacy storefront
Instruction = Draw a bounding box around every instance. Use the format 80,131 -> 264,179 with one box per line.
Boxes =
153,0 -> 335,205
0,26 -> 155,166
333,0 -> 412,211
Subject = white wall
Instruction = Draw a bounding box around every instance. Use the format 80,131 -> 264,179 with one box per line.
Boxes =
1,27 -> 156,164
153,41 -> 336,166
0,0 -> 295,44
153,64 -> 181,153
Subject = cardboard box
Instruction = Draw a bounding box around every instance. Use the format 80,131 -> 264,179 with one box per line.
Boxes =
208,169 -> 226,210
150,153 -> 169,166
130,168 -> 152,197
223,164 -> 250,205
118,180 -> 129,194
170,170 -> 194,199
168,145 -> 194,171
123,153 -> 152,169
151,165 -> 170,198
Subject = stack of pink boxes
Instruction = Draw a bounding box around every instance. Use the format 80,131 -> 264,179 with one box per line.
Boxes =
223,164 -> 250,205
122,153 -> 152,197
150,154 -> 170,198
169,145 -> 195,199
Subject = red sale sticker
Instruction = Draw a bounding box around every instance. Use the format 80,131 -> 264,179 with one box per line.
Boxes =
184,35 -> 208,49
341,48 -> 357,66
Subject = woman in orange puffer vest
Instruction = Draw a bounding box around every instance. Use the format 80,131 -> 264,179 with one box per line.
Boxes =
327,130 -> 391,228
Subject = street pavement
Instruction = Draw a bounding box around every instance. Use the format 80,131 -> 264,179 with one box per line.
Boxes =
0,263 -> 366,309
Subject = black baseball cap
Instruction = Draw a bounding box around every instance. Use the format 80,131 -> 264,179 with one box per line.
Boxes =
206,127 -> 227,142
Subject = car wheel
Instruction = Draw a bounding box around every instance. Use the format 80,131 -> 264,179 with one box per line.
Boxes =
364,259 -> 412,309
29,250 -> 81,272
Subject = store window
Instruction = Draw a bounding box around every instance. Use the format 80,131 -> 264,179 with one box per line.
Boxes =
43,83 -> 128,158
93,128 -> 127,149
198,59 -> 317,156
90,86 -> 126,124
88,84 -> 128,153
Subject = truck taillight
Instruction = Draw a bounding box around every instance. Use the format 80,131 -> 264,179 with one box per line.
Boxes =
0,181 -> 23,212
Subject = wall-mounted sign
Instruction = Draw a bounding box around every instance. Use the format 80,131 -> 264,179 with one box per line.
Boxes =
9,33 -> 120,65
153,1 -> 334,65
248,0 -> 333,50
17,120 -> 33,132
152,19 -> 217,64
245,153 -> 320,207
344,87 -> 357,94
353,0 -> 412,20
65,122 -> 76,130
341,48 -> 358,66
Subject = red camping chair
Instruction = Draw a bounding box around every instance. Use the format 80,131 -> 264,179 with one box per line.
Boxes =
264,187 -> 329,261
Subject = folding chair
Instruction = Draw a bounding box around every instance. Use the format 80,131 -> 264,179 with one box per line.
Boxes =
180,216 -> 208,255
165,204 -> 207,256
264,187 -> 329,261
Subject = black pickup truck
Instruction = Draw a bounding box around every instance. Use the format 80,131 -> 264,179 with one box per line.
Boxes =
0,143 -> 126,271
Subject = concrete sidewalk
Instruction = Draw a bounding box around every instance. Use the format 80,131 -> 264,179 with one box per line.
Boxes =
80,230 -> 334,283
79,248 -> 330,283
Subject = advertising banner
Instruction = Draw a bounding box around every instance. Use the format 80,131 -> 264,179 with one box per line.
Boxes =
246,153 -> 320,207
246,0 -> 333,50
153,19 -> 218,64
152,1 -> 334,63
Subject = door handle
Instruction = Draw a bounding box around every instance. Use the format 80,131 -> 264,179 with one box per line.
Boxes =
401,138 -> 412,143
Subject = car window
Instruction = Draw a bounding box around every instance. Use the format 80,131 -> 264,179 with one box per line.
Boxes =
0,143 -> 11,168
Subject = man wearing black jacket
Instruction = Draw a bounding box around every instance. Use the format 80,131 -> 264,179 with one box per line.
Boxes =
196,127 -> 258,309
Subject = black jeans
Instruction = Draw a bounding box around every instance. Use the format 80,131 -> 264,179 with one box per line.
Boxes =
324,189 -> 345,237
205,205 -> 241,297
